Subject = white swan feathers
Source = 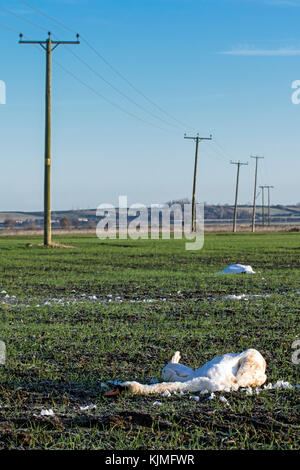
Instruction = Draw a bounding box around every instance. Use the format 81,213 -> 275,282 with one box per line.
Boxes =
122,348 -> 267,395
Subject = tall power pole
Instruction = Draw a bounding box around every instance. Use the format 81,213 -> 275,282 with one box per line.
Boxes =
19,32 -> 80,246
250,156 -> 264,233
265,185 -> 274,226
184,134 -> 212,232
230,160 -> 248,233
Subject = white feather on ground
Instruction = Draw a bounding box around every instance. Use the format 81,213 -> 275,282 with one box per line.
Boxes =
40,409 -> 54,416
222,294 -> 270,300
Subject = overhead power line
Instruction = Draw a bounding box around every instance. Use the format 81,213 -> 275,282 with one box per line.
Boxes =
0,4 -> 173,131
201,141 -> 225,163
0,5 -> 47,32
80,36 -> 195,131
17,1 -> 180,129
18,0 -> 75,34
212,138 -> 234,161
54,60 -> 172,132
17,0 -> 195,131
0,22 -> 19,33
66,49 -> 182,130
0,19 -> 46,39
5,2 -> 184,131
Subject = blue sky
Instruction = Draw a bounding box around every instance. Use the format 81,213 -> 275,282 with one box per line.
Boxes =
0,0 -> 299,210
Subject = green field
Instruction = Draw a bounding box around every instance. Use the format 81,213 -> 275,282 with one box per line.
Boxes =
0,233 -> 299,450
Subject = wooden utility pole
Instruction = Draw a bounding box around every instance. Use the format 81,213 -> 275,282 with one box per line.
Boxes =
260,186 -> 265,227
230,161 -> 248,233
250,156 -> 264,233
184,134 -> 212,232
19,32 -> 80,246
259,185 -> 267,227
265,185 -> 274,226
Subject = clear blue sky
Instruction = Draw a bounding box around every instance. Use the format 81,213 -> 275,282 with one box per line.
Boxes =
0,0 -> 299,211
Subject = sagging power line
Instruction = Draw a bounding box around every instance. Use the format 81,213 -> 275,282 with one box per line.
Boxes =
17,0 -> 194,132
53,59 -> 172,132
66,48 -> 182,130
0,3 -> 175,132
0,5 -> 47,32
3,2 -> 185,133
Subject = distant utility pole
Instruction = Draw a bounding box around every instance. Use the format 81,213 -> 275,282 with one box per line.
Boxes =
19,32 -> 80,246
265,185 -> 274,226
250,156 -> 264,233
184,133 -> 212,232
260,184 -> 274,227
259,185 -> 268,227
230,160 -> 248,233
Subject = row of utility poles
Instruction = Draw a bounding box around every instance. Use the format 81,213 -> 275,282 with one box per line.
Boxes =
184,138 -> 274,233
232,155 -> 274,232
259,185 -> 274,228
19,31 -> 274,243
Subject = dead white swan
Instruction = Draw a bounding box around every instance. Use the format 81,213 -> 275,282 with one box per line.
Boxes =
217,264 -> 255,274
106,349 -> 267,396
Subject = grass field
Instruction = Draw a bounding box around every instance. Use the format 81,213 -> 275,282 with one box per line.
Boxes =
0,232 -> 299,450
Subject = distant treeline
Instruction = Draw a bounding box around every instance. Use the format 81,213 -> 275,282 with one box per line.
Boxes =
1,203 -> 300,229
